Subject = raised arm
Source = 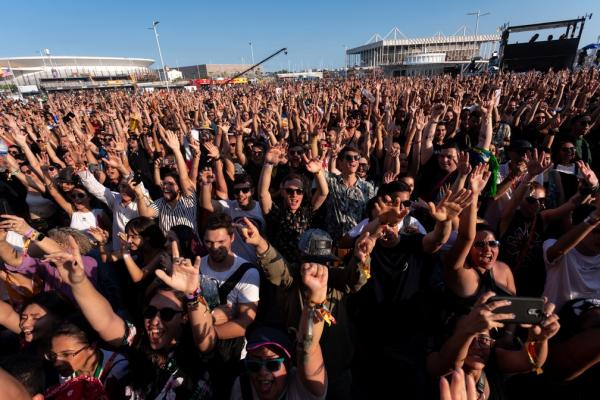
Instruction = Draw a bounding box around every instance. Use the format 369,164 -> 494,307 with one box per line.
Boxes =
155,242 -> 216,352
199,169 -> 223,214
421,104 -> 445,166
0,299 -> 20,335
303,151 -> 329,211
42,236 -> 127,347
258,146 -> 281,215
297,263 -> 328,397
161,130 -> 194,196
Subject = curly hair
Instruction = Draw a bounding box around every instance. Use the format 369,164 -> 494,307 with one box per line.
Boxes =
47,227 -> 94,254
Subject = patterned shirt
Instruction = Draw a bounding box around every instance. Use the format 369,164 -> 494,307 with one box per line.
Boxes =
266,202 -> 315,262
325,173 -> 375,243
150,191 -> 198,234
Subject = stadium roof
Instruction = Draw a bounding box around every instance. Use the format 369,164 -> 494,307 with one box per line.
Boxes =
0,56 -> 154,69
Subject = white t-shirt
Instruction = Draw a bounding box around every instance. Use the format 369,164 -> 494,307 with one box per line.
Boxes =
200,254 -> 260,308
230,368 -> 327,400
219,200 -> 265,263
347,216 -> 427,238
543,239 -> 600,311
70,209 -> 103,232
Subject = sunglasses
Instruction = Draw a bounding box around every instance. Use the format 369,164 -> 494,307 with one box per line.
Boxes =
560,147 -> 576,153
143,306 -> 183,322
525,196 -> 545,206
70,192 -> 87,200
233,187 -> 252,194
289,149 -> 304,156
244,357 -> 285,373
401,200 -> 412,208
48,166 -> 57,172
284,188 -> 304,196
344,155 -> 361,162
473,240 -> 500,249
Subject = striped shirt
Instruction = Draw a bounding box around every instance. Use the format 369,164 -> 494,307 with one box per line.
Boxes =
150,191 -> 198,234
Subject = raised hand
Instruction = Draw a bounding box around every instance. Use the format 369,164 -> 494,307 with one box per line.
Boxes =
87,227 -> 109,246
354,230 -> 382,264
264,145 -> 283,165
427,189 -> 474,222
525,148 -> 552,177
42,235 -> 87,286
373,196 -> 410,226
527,298 -> 560,342
577,160 -> 599,188
302,150 -> 325,173
203,141 -> 220,159
301,263 -> 328,304
162,129 -> 181,150
237,217 -> 263,247
199,168 -> 215,186
469,163 -> 491,195
155,241 -> 200,295
382,171 -> 398,184
456,151 -> 472,177
0,214 -> 32,236
440,368 -> 477,400
457,291 -> 515,334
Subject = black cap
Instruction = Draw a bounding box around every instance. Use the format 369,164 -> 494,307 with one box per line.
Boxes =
507,139 -> 533,150
246,326 -> 293,359
297,229 -> 340,263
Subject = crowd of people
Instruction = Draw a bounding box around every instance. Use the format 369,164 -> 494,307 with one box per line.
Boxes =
0,67 -> 599,399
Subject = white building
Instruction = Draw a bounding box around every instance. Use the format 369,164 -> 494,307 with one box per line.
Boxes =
0,56 -> 155,87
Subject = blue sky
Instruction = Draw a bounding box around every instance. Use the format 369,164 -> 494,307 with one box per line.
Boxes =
2,0 -> 598,71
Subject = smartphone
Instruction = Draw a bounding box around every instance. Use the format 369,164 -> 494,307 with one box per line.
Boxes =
489,296 -> 544,325
131,172 -> 143,185
0,198 -> 13,221
62,112 -> 75,123
190,129 -> 200,142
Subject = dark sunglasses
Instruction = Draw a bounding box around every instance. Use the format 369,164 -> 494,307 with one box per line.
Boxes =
285,188 -> 304,196
70,192 -> 87,200
244,357 -> 285,373
143,306 -> 183,322
233,187 -> 252,194
401,200 -> 412,208
289,149 -> 304,156
525,196 -> 546,206
473,240 -> 500,249
560,147 -> 576,153
344,155 -> 361,162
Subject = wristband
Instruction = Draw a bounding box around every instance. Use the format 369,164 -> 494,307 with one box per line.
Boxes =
526,341 -> 543,375
584,215 -> 600,226
185,287 -> 201,301
308,301 -> 336,326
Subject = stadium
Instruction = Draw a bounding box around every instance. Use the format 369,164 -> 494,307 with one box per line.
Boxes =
346,27 -> 501,76
0,56 -> 155,90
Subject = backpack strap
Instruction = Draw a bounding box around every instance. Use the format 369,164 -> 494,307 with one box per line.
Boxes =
218,263 -> 257,305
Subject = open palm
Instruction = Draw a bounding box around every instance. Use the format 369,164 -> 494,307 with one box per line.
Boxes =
155,241 -> 200,294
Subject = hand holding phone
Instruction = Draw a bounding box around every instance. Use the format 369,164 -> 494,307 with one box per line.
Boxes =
488,296 -> 545,325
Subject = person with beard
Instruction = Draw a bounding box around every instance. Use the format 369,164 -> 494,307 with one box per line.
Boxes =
427,291 -> 560,400
149,130 -> 198,235
201,172 -> 265,263
416,141 -> 460,203
349,185 -> 474,399
43,235 -> 216,399
325,145 -> 375,244
258,144 -> 329,261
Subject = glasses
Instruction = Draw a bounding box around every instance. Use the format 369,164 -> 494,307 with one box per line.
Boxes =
244,357 -> 285,373
8,150 -> 19,156
48,166 -> 57,172
344,154 -> 361,162
233,187 -> 252,194
358,163 -> 369,169
401,200 -> 412,208
44,345 -> 89,362
143,305 -> 184,322
289,149 -> 304,156
525,196 -> 546,206
473,334 -> 495,348
560,147 -> 576,153
70,192 -> 87,200
284,188 -> 304,196
21,169 -> 33,175
473,240 -> 500,249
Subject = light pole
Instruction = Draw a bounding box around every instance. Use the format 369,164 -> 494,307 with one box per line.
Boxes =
467,10 -> 490,36
249,42 -> 255,64
148,20 -> 169,90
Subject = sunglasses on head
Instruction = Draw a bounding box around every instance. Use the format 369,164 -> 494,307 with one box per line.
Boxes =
473,240 -> 500,249
525,196 -> 545,206
284,188 -> 303,196
244,357 -> 285,373
233,187 -> 252,194
143,305 -> 183,322
344,154 -> 361,162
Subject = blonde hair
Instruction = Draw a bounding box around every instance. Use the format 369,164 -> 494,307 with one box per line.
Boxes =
48,228 -> 94,255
